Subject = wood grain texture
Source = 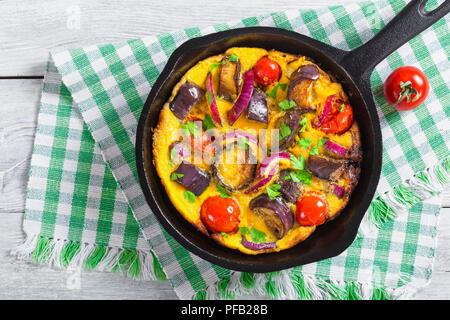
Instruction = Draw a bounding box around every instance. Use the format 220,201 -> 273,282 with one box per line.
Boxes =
0,0 -> 362,77
0,0 -> 449,299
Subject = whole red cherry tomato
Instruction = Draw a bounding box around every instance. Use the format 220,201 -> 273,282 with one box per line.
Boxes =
320,103 -> 354,135
383,66 -> 429,111
253,56 -> 281,87
200,195 -> 241,234
296,193 -> 327,226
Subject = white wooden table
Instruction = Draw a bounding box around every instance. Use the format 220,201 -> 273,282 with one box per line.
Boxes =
0,0 -> 449,300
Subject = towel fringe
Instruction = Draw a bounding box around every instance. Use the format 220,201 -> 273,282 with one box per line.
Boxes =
10,234 -> 166,281
193,269 -> 427,300
359,157 -> 449,236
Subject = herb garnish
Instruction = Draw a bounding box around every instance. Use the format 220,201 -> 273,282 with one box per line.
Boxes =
267,184 -> 281,200
228,54 -> 239,62
216,184 -> 231,198
317,137 -> 327,147
182,121 -> 201,138
202,114 -> 215,131
221,232 -> 230,237
170,172 -> 184,181
250,228 -> 267,243
184,190 -> 196,203
278,99 -> 296,112
295,169 -> 312,185
209,62 -> 224,72
269,83 -> 287,98
237,137 -> 249,150
298,137 -> 312,149
339,103 -> 345,112
279,122 -> 291,141
290,153 -> 305,171
239,227 -> 267,243
309,145 -> 319,155
299,117 -> 307,133
170,148 -> 179,161
239,227 -> 250,235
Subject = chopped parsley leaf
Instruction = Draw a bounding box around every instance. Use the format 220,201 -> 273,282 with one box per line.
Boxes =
202,114 -> 215,131
317,137 -> 327,147
228,54 -> 239,62
250,228 -> 267,243
170,172 -> 184,181
309,145 -> 319,155
299,117 -> 307,133
290,171 -> 300,183
268,83 -> 287,98
237,137 -> 249,150
239,227 -> 250,235
209,62 -> 225,72
298,137 -> 312,149
339,103 -> 345,112
267,184 -> 281,200
216,184 -> 231,198
221,232 -> 230,237
184,190 -> 196,203
278,99 -> 296,112
296,169 -> 312,185
290,153 -> 305,171
279,121 -> 291,141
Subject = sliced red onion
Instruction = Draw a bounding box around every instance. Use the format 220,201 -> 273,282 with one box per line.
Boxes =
314,94 -> 335,128
241,236 -> 276,250
223,130 -> 258,145
324,139 -> 348,157
206,72 -> 222,126
332,183 -> 344,198
244,175 -> 273,194
245,152 -> 290,194
258,152 -> 290,178
228,69 -> 254,125
169,142 -> 190,162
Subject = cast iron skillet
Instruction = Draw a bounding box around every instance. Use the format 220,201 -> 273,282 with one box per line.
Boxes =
136,0 -> 449,273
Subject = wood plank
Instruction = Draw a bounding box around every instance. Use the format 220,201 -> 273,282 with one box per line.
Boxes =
0,79 -> 40,212
0,0 -> 360,77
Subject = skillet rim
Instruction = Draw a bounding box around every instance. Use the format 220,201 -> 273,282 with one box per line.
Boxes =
135,26 -> 382,273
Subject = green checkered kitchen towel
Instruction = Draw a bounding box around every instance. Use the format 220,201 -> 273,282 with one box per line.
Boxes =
12,0 -> 450,300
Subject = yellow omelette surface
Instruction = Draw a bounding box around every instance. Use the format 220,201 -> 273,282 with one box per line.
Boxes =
152,47 -> 359,254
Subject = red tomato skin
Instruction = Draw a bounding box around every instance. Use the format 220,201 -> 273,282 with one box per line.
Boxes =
296,193 -> 327,226
320,104 -> 353,135
200,196 -> 241,234
383,66 -> 429,111
253,56 -> 281,87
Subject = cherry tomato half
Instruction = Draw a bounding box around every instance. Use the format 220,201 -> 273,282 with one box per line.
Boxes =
383,66 -> 429,111
320,103 -> 354,135
296,193 -> 327,226
200,195 -> 241,234
253,56 -> 281,87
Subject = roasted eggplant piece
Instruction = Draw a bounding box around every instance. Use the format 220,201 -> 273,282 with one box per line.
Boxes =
276,169 -> 302,203
287,64 -> 319,112
307,155 -> 346,181
173,161 -> 210,196
247,88 -> 268,123
169,82 -> 204,120
212,142 -> 257,191
218,56 -> 241,101
249,193 -> 294,239
274,108 -> 303,150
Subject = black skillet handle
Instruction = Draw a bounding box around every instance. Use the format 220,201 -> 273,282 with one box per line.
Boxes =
339,0 -> 450,81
